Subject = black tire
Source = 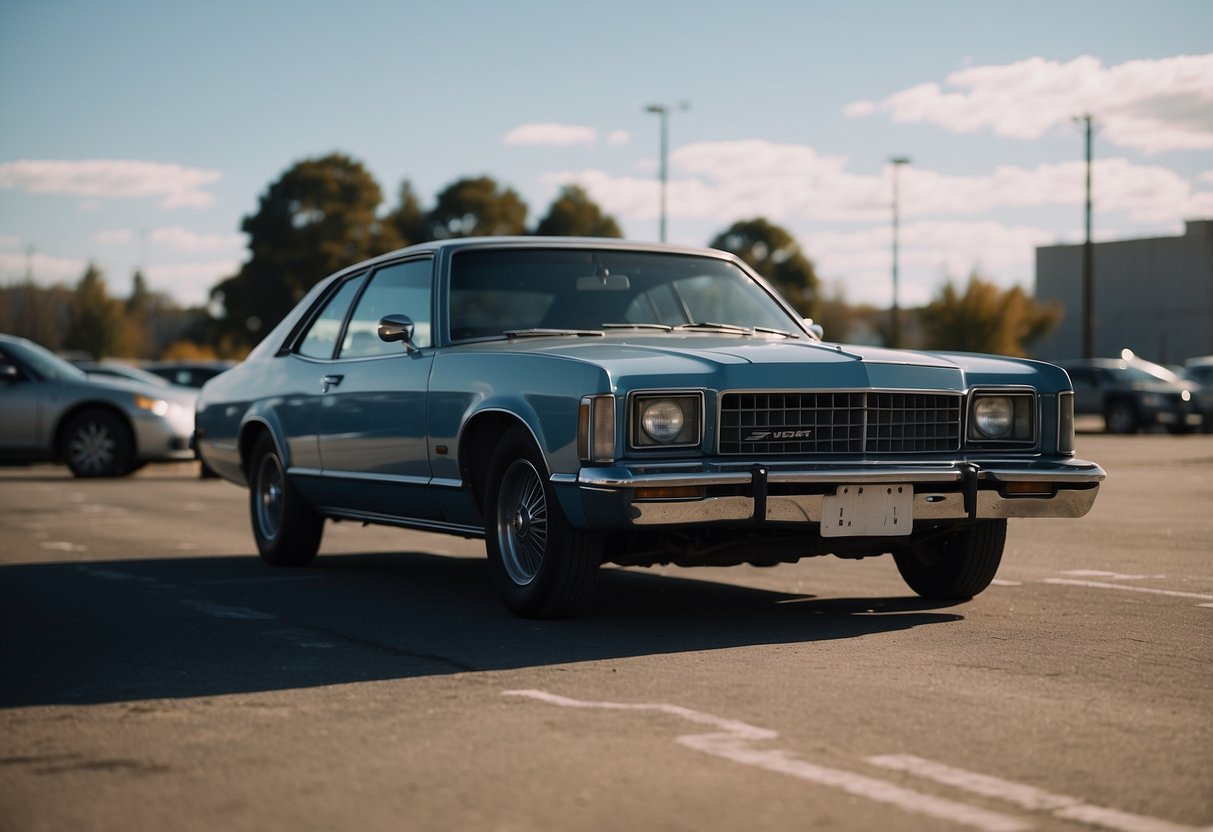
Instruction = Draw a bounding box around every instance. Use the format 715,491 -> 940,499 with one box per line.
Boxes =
484,426 -> 603,618
62,409 -> 135,478
248,433 -> 323,566
1104,400 -> 1139,434
893,519 -> 1006,600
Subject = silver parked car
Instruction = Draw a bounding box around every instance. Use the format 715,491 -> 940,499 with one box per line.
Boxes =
196,238 -> 1105,618
0,334 -> 196,477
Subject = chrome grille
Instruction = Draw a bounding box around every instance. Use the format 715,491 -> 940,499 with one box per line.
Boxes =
719,391 -> 962,455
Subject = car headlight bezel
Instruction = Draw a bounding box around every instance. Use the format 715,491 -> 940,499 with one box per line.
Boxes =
966,389 -> 1036,445
629,392 -> 703,450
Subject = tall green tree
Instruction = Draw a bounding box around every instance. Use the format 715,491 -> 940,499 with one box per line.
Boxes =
920,273 -> 1061,357
427,176 -> 527,239
534,185 -> 623,237
709,218 -> 819,318
211,153 -> 401,344
64,263 -> 123,358
387,179 -> 431,246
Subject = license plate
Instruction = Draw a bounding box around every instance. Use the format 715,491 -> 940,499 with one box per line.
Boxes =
820,484 -> 912,537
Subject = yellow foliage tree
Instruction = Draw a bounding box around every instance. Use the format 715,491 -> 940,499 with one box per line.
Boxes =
920,273 -> 1061,358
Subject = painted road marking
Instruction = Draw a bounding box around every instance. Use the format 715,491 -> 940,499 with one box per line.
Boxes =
504,690 -> 1028,832
1043,578 -> 1213,604
869,754 -> 1212,832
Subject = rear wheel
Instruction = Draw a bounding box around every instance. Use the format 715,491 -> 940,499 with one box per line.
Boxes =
484,426 -> 603,618
63,409 -> 134,478
248,433 -> 323,566
893,519 -> 1006,600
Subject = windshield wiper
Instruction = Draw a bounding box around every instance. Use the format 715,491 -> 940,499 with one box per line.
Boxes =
672,321 -> 799,339
602,323 -> 674,331
503,328 -> 604,339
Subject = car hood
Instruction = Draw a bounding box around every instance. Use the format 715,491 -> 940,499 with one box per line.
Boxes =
80,375 -> 198,406
477,335 -> 1070,392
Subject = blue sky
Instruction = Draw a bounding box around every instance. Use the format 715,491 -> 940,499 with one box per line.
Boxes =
1,0 -> 1210,309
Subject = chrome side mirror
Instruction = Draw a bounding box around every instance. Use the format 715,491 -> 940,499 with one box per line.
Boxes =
378,314 -> 417,351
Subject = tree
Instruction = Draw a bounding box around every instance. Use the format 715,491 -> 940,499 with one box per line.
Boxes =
211,153 -> 401,345
63,264 -> 123,358
386,180 -> 431,246
427,176 -> 527,239
534,185 -> 622,238
709,218 -> 818,318
920,273 -> 1062,357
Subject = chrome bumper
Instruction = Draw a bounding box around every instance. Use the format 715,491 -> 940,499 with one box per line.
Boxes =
560,458 -> 1105,527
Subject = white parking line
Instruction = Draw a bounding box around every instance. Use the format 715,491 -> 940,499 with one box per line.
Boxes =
868,754 -> 1211,832
504,690 -> 1028,832
1043,578 -> 1213,603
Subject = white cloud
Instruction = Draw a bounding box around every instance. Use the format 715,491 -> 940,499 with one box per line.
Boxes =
0,159 -> 221,208
149,226 -> 245,254
846,54 -> 1213,154
503,123 -> 598,146
95,229 -> 133,245
0,250 -> 86,285
605,130 -> 631,145
143,259 -> 241,307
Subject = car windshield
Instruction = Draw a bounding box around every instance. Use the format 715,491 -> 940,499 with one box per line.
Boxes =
449,248 -> 801,341
7,339 -> 88,381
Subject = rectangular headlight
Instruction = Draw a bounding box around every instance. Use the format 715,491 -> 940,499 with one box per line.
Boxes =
629,392 -> 703,450
967,391 -> 1036,444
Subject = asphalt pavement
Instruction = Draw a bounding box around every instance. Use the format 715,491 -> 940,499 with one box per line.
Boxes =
1,434 -> 1210,832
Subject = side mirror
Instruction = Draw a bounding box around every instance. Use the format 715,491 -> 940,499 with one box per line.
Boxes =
803,318 -> 825,340
378,314 -> 417,351
0,363 -> 20,382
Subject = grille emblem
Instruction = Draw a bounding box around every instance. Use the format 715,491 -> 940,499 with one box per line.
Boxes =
744,429 -> 814,442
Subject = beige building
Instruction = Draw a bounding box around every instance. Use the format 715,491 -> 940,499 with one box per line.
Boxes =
1033,219 -> 1213,364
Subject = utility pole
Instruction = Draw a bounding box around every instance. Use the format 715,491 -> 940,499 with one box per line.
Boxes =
890,157 -> 911,348
1077,114 -> 1096,359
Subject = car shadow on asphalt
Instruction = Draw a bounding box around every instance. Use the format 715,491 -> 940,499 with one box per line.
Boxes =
0,552 -> 964,708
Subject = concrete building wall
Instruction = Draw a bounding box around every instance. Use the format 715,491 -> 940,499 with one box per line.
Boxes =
1033,219 -> 1213,364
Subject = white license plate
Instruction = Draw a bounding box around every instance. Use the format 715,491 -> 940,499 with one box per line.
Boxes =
820,484 -> 912,537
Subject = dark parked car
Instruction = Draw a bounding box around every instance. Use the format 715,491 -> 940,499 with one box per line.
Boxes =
1059,357 -> 1202,434
196,238 -> 1104,617
144,360 -> 236,389
1,334 -> 197,476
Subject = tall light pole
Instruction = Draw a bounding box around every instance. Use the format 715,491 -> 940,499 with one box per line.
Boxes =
1075,114 -> 1096,359
890,156 -> 911,348
645,102 -> 688,242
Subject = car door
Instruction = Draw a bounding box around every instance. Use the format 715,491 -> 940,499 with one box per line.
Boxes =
0,346 -> 43,451
316,257 -> 439,521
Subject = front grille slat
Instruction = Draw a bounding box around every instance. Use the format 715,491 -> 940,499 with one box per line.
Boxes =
719,391 -> 961,455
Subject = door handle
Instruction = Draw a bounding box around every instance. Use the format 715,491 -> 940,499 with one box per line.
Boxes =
321,374 -> 343,390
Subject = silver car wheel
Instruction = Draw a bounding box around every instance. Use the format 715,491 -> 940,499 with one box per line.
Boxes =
496,458 -> 548,585
255,452 -> 285,543
68,420 -> 116,475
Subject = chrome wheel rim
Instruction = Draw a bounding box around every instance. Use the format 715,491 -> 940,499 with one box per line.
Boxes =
68,420 -> 116,474
496,458 -> 547,585
255,453 -> 285,542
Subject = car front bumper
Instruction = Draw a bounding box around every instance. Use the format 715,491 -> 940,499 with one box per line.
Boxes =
556,457 -> 1105,529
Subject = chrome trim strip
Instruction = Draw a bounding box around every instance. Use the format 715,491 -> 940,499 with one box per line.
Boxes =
319,507 -> 485,538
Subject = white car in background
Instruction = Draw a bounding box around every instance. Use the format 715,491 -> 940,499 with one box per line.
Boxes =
0,333 -> 196,477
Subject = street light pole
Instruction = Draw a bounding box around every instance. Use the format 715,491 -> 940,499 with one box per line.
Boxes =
1076,114 -> 1096,359
645,102 -> 688,242
890,156 -> 911,348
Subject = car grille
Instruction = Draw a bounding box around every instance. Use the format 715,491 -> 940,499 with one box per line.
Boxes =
719,391 -> 962,455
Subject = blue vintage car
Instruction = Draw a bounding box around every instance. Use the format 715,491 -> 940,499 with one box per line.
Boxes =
195,238 -> 1105,617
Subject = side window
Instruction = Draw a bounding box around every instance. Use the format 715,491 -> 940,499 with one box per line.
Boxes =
340,259 -> 433,357
297,275 -> 366,359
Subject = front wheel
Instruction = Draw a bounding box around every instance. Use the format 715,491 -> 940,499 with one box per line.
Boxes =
248,434 -> 323,566
1104,400 -> 1139,434
892,519 -> 1006,600
484,426 -> 603,618
63,409 -> 135,477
